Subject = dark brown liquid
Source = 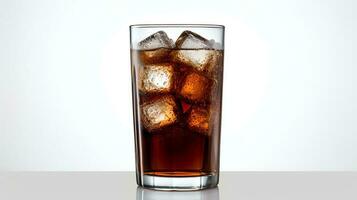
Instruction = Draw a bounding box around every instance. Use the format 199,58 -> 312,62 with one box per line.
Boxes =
131,48 -> 223,177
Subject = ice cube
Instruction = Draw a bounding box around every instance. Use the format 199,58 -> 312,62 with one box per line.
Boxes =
141,95 -> 177,131
173,31 -> 217,72
139,63 -> 174,93
187,106 -> 209,134
138,31 -> 174,62
138,31 -> 174,49
179,72 -> 210,102
175,31 -> 210,49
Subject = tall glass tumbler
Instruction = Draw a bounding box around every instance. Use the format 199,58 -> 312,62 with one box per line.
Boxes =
130,24 -> 224,190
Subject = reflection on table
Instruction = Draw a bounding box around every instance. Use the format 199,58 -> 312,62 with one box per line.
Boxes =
136,187 -> 219,200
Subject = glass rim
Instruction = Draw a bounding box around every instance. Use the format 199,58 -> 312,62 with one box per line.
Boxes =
130,24 -> 225,29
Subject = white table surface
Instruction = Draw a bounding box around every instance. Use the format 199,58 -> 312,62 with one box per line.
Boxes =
0,172 -> 356,200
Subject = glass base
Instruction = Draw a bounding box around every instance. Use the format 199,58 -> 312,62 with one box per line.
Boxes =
142,174 -> 218,191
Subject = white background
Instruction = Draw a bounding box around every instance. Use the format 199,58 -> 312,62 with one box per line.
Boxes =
1,0 -> 356,171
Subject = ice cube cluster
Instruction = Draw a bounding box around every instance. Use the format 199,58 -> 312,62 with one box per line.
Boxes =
137,30 -> 222,134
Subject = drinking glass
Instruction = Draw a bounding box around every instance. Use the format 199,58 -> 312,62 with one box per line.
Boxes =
130,24 -> 224,190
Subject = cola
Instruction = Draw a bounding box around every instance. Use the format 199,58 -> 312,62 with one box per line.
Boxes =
131,30 -> 224,178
